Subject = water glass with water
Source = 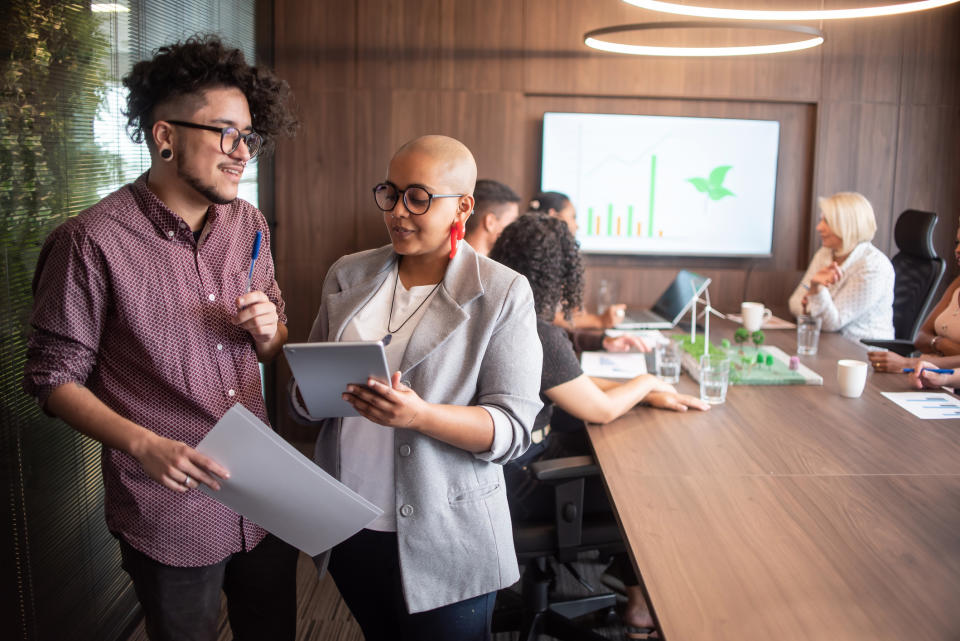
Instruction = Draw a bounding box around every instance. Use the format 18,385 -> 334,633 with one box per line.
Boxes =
656,341 -> 682,384
699,355 -> 730,405
797,315 -> 822,355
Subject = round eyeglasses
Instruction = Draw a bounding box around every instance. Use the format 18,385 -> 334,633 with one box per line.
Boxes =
165,120 -> 263,159
372,181 -> 464,215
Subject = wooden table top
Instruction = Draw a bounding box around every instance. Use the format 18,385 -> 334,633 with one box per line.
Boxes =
587,321 -> 960,641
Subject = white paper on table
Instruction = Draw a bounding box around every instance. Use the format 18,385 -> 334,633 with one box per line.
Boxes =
881,392 -> 960,419
196,404 -> 382,556
581,351 -> 647,380
725,313 -> 797,330
604,329 -> 665,349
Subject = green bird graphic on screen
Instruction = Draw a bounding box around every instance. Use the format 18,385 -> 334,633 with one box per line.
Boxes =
687,165 -> 735,200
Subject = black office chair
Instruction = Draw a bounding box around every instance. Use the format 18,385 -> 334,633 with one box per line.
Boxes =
494,455 -> 627,641
861,209 -> 945,355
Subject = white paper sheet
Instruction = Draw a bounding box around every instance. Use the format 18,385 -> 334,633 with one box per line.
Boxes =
580,351 -> 648,380
196,404 -> 382,555
881,392 -> 960,419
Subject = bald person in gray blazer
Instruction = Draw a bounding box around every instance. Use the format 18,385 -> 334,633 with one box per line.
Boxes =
294,135 -> 542,640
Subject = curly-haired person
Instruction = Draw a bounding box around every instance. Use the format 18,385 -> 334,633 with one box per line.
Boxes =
23,35 -> 299,641
489,213 -> 708,633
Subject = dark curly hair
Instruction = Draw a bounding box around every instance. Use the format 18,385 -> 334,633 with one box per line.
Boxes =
489,213 -> 583,321
122,34 -> 298,154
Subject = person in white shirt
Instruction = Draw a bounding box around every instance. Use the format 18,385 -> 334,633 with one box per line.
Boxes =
788,192 -> 895,343
292,135 -> 542,641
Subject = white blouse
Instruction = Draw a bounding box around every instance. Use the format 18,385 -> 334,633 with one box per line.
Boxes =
788,242 -> 895,343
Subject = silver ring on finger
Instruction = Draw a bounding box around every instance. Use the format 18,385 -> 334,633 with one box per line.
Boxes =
183,475 -> 192,488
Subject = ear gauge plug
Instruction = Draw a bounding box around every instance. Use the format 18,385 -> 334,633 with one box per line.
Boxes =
160,149 -> 172,159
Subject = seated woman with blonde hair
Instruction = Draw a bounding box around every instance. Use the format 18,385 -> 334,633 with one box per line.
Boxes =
788,192 -> 895,343
869,220 -> 960,372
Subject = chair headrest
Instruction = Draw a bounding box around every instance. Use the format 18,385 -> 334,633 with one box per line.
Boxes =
894,209 -> 939,259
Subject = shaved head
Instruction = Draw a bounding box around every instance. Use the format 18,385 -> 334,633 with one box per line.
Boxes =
393,135 -> 477,194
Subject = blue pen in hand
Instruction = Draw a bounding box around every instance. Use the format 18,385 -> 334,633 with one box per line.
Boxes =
245,230 -> 263,293
902,367 -> 955,375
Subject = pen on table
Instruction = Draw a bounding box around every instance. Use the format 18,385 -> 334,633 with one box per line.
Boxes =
245,230 -> 263,293
902,367 -> 955,374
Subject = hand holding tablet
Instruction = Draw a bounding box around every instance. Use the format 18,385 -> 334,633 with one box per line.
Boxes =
283,341 -> 391,418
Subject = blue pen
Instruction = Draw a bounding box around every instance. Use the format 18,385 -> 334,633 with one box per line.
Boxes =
902,367 -> 955,375
245,230 -> 263,293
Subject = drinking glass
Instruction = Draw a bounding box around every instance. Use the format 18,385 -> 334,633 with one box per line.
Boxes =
699,355 -> 730,405
797,315 -> 822,355
656,341 -> 682,384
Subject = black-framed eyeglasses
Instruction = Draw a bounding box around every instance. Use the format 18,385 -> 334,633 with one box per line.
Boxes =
372,181 -> 463,216
165,120 -> 263,159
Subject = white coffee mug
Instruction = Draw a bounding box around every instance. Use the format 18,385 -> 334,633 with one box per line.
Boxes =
741,302 -> 772,332
837,359 -> 868,398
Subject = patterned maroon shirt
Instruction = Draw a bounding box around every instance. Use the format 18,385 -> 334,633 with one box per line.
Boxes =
23,173 -> 285,567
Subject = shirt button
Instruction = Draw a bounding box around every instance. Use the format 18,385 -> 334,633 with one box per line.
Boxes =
216,344 -> 223,351
399,444 -> 412,457
399,504 -> 414,517
208,293 -> 216,301
166,230 -> 174,238
179,221 -> 187,228
227,389 -> 236,397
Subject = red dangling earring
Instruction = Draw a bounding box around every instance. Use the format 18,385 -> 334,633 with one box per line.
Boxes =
449,220 -> 465,259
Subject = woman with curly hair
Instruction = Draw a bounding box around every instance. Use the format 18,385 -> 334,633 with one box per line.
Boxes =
529,191 -> 631,329
489,213 -> 707,632
23,35 -> 299,641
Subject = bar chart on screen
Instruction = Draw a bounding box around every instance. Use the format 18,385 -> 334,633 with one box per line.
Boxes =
541,112 -> 780,257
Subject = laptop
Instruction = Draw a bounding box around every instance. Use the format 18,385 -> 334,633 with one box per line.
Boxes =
616,270 -> 711,330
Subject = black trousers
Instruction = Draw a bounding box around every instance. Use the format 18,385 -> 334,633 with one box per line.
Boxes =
119,533 -> 298,641
328,528 -> 496,641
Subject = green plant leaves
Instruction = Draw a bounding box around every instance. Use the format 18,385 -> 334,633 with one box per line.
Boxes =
688,177 -> 710,193
687,164 -> 735,201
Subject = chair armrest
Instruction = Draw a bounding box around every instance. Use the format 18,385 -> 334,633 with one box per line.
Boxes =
860,338 -> 919,357
530,455 -> 600,481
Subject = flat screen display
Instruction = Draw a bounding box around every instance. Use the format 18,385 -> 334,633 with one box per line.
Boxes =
541,112 -> 780,257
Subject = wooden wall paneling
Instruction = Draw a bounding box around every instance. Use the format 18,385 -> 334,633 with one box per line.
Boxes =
812,102 -> 899,255
580,265 -> 802,318
356,0 -> 443,90
437,0 -> 525,91
899,4 -> 960,107
352,90 -> 394,252
521,0 -> 822,101
273,90 -> 359,439
274,0 -> 357,90
892,104 -> 960,289
819,0 -> 903,104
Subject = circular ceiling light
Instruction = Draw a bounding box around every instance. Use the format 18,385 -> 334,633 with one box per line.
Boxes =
583,22 -> 824,57
623,0 -> 960,21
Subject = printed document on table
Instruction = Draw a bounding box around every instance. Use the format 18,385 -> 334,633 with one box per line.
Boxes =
881,392 -> 960,419
581,351 -> 647,380
196,404 -> 381,555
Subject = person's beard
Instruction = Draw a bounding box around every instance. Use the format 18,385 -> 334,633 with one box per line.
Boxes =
177,156 -> 235,205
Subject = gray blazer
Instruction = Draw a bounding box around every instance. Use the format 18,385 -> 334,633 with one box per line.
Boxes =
307,242 -> 543,613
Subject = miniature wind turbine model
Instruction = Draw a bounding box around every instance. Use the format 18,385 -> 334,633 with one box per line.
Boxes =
691,284 -> 727,353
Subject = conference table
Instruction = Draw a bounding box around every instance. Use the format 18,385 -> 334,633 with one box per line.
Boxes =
586,320 -> 960,641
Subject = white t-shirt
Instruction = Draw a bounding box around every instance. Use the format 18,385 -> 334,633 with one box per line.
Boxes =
290,263 -> 516,531
339,264 -> 438,531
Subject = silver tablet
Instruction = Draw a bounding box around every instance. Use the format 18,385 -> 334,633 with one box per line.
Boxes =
283,341 -> 391,419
